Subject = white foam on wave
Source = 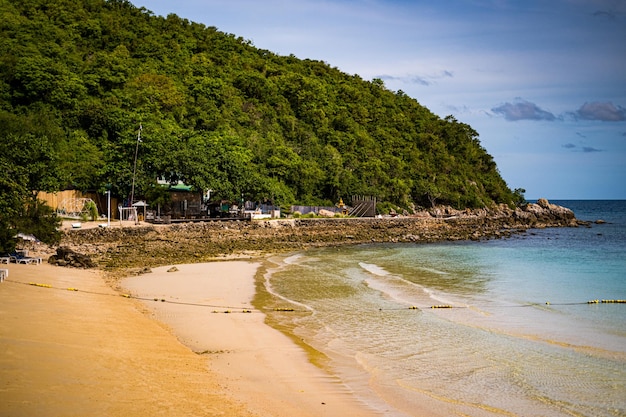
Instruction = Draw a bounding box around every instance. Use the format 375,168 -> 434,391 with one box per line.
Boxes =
262,257 -> 314,312
417,266 -> 450,275
283,253 -> 304,265
420,286 -> 460,307
358,262 -> 390,276
359,262 -> 462,308
359,268 -> 430,307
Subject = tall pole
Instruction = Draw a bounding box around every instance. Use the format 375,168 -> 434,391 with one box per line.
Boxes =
107,190 -> 111,227
130,123 -> 142,212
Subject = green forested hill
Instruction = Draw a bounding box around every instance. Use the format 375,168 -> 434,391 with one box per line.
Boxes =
0,0 -> 522,225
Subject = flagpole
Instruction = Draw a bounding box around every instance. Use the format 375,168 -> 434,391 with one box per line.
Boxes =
130,124 -> 142,223
107,189 -> 111,227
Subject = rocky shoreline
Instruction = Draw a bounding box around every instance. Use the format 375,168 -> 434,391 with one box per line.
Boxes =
56,199 -> 587,271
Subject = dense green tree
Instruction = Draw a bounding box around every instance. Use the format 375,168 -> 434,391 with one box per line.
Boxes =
0,111 -> 63,250
0,0 -> 523,247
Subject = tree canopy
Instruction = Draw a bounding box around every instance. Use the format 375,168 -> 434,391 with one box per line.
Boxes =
0,0 -> 523,245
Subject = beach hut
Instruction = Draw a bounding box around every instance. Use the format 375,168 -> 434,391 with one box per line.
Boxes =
132,201 -> 148,221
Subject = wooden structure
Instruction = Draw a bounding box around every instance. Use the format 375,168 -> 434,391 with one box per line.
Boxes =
349,196 -> 377,217
38,190 -> 120,220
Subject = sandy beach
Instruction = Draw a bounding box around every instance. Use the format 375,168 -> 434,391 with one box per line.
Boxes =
122,262 -> 381,417
0,261 -> 382,416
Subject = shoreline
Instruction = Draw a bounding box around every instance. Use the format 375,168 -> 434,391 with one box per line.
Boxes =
1,261 -> 416,416
58,199 -> 581,271
1,200 -> 586,415
121,261 -> 406,416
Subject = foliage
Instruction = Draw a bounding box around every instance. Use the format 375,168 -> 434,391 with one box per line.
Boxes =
0,0 -> 522,247
513,188 -> 527,206
0,220 -> 16,255
0,109 -> 62,250
377,201 -> 401,216
13,200 -> 62,246
84,200 -> 99,221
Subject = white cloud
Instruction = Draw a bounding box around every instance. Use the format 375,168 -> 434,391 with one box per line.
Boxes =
492,99 -> 556,121
574,102 -> 626,122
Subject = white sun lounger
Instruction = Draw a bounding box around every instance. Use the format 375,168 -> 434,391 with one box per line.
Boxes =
10,255 -> 42,264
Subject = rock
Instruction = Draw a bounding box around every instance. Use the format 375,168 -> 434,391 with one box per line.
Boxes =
537,198 -> 550,208
318,209 -> 336,217
51,246 -> 96,268
129,267 -> 152,276
58,202 -> 581,270
167,266 -> 179,272
517,199 -> 574,226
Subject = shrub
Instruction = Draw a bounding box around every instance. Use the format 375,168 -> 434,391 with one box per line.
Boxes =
14,200 -> 61,245
85,200 -> 99,221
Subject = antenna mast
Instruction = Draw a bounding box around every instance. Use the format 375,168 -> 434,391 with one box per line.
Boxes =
130,123 -> 142,207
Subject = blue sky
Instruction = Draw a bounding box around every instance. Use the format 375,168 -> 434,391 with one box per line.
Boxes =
132,0 -> 626,200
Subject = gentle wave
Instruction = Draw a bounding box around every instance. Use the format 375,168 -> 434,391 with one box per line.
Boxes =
415,266 -> 450,275
359,261 -> 461,307
358,262 -> 390,276
262,256 -> 315,312
283,253 -> 305,265
259,202 -> 626,417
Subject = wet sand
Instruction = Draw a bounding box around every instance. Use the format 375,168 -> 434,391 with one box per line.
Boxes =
122,262 -> 382,416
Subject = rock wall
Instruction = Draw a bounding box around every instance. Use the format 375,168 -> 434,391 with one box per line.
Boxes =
59,200 -> 585,270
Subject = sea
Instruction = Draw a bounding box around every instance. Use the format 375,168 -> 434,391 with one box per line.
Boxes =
257,200 -> 626,417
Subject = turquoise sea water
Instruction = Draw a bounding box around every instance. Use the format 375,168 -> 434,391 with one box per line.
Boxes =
261,200 -> 626,417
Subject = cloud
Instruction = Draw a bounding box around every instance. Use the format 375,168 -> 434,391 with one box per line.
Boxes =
574,102 -> 626,122
378,70 -> 453,87
593,10 -> 617,19
561,143 -> 603,153
378,74 -> 423,85
582,146 -> 603,153
592,7 -> 626,20
492,99 -> 556,121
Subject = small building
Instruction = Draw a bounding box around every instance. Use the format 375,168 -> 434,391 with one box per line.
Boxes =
149,179 -> 205,220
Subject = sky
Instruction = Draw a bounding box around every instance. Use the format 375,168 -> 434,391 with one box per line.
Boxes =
132,0 -> 626,200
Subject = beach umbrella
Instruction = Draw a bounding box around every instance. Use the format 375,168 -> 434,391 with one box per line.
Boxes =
132,200 -> 148,219
14,233 -> 38,242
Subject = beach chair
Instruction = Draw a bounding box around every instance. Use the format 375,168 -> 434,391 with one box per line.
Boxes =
10,252 -> 42,265
0,268 -> 7,282
27,256 -> 42,264
0,256 -> 10,264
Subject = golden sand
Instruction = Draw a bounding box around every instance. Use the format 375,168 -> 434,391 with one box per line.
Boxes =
0,261 -> 380,416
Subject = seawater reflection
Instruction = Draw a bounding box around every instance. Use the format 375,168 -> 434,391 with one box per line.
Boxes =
258,239 -> 626,417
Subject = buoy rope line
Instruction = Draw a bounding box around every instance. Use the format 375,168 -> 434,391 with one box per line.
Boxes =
4,280 -> 257,313
3,280 -> 624,312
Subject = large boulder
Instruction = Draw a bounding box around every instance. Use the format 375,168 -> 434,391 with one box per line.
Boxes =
48,247 -> 96,268
318,209 -> 336,218
520,199 -> 576,226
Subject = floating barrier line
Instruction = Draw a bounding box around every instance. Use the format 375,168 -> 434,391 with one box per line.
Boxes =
28,282 -> 52,288
131,295 -> 255,311
5,279 -> 258,313
5,280 -> 624,312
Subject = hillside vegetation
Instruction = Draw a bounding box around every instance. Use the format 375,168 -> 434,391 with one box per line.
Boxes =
0,0 -> 524,248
